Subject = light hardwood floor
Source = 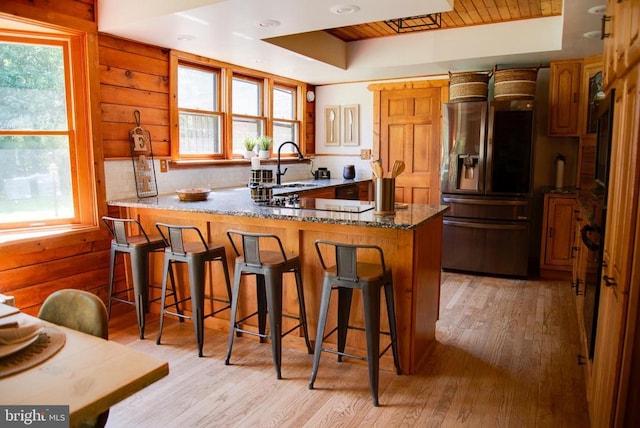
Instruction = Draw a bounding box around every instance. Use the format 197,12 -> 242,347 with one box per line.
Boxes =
106,272 -> 590,427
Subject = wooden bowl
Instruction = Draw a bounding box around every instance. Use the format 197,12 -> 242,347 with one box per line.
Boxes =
176,188 -> 210,202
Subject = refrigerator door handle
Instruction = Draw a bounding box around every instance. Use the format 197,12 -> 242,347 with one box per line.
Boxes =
444,219 -> 528,230
442,196 -> 529,206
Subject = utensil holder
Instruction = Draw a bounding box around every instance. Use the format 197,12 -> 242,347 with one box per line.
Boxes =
374,178 -> 395,215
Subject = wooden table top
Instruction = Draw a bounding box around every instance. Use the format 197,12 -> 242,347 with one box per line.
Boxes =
0,309 -> 169,428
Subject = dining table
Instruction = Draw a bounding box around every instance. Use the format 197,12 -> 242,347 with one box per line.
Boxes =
0,303 -> 169,428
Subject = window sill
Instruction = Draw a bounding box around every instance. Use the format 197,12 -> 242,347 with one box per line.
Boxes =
168,158 -> 312,169
0,224 -> 100,246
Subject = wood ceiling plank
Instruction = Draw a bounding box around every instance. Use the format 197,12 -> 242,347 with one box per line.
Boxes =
506,0 -> 522,19
461,0 -> 486,24
481,0 -> 505,22
494,0 -> 513,20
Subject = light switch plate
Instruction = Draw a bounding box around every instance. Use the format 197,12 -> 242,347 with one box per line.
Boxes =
159,159 -> 168,173
360,149 -> 372,160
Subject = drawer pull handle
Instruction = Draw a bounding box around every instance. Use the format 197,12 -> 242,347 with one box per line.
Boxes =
603,275 -> 617,287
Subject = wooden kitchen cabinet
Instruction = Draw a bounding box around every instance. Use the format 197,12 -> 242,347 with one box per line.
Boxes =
548,60 -> 582,136
540,192 -> 577,277
576,56 -> 602,189
603,0 -> 640,88
588,61 -> 640,425
300,187 -> 335,199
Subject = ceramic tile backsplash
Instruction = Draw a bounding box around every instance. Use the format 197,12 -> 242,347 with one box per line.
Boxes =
104,160 -> 317,200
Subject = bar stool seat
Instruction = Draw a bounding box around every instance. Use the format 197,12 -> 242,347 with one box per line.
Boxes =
155,222 -> 232,357
308,240 -> 401,406
225,229 -> 313,379
102,216 -> 177,339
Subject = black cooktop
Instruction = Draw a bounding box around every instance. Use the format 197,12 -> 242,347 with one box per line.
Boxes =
266,196 -> 374,213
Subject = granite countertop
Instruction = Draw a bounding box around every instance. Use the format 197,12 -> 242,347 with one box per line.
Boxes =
108,179 -> 449,230
541,186 -> 578,195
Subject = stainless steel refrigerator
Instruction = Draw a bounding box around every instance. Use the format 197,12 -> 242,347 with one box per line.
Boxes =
440,100 -> 535,277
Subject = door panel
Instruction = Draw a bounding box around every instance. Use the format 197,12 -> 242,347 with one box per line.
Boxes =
380,87 -> 442,205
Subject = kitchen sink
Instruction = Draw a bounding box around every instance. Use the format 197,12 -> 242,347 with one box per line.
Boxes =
273,182 -> 318,189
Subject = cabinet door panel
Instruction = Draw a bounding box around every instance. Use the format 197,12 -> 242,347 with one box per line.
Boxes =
544,196 -> 576,266
548,61 -> 582,136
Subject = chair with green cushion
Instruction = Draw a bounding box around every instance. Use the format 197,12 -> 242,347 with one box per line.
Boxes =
38,289 -> 110,428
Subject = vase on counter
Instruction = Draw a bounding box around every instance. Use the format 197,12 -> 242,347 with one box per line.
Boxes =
343,165 -> 355,180
244,149 -> 255,159
258,149 -> 270,159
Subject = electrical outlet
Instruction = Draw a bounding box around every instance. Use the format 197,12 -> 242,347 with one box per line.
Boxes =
360,149 -> 372,160
159,159 -> 168,173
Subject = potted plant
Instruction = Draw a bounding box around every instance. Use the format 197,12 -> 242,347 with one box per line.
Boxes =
243,137 -> 256,159
256,136 -> 272,159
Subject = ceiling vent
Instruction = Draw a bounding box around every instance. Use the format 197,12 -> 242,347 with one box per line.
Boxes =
384,13 -> 442,33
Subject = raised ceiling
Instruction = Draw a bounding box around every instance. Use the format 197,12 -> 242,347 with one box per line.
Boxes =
94,0 -> 603,85
327,0 -> 563,41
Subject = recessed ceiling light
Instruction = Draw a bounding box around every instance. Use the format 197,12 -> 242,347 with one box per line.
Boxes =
177,34 -> 195,41
258,19 -> 280,28
588,5 -> 606,15
583,30 -> 602,39
330,4 -> 360,15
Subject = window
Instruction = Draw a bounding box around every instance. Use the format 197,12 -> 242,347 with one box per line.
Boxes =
170,51 -> 306,161
272,85 -> 299,155
177,64 -> 222,157
0,31 -> 94,231
232,75 -> 264,156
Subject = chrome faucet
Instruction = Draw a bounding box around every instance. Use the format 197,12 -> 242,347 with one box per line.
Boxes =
276,141 -> 304,185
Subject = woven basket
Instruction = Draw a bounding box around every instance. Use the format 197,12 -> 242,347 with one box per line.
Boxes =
493,67 -> 539,100
448,71 -> 492,103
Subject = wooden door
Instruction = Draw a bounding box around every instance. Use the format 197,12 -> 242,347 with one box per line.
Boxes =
376,86 -> 443,205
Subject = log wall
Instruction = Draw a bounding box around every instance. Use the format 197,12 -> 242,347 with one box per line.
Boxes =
99,35 -> 171,158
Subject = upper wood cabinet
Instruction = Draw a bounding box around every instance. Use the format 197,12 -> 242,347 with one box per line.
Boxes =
603,0 -> 640,88
548,60 -> 583,136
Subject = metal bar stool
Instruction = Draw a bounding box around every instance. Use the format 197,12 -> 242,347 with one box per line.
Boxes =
102,216 -> 178,339
225,229 -> 313,379
309,240 -> 401,406
155,222 -> 232,357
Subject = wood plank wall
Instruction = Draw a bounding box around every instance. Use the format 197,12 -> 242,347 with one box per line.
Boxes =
99,36 -> 171,159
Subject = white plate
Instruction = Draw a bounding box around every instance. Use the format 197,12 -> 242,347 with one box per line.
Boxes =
0,330 -> 41,358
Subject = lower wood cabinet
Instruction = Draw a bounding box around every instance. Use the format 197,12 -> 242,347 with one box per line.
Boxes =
540,192 -> 577,277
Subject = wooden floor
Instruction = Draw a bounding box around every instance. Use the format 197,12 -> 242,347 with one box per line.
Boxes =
106,272 -> 590,427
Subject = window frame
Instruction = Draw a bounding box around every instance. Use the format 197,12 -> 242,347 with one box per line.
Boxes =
175,61 -> 224,160
0,29 -> 97,233
169,50 -> 307,163
271,82 -> 300,156
230,73 -> 266,158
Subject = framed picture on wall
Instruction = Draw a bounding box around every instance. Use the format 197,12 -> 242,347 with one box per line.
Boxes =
343,104 -> 359,146
325,106 -> 340,145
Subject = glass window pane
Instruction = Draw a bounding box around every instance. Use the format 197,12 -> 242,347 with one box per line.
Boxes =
232,117 -> 263,155
0,136 -> 73,223
273,121 -> 298,154
179,112 -> 221,154
232,77 -> 261,116
273,87 -> 294,120
178,65 -> 217,111
0,42 -> 67,130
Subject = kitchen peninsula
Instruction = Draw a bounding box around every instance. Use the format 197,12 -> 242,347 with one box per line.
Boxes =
109,182 -> 448,374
